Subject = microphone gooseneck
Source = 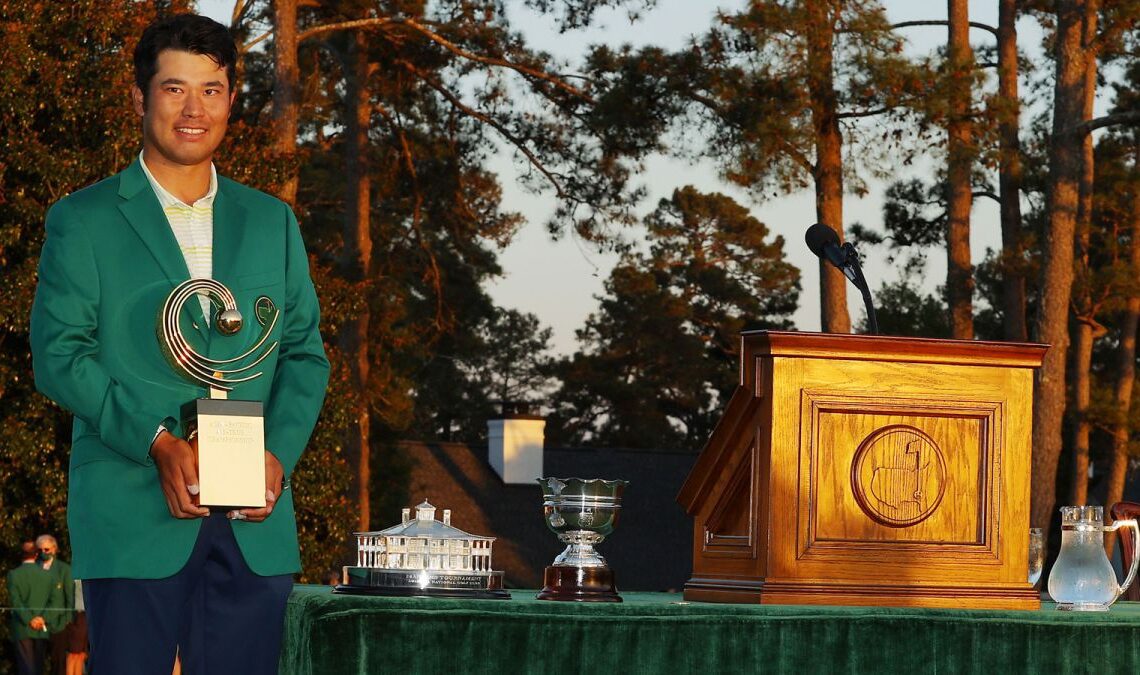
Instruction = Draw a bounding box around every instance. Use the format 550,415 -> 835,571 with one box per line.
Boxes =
804,223 -> 879,335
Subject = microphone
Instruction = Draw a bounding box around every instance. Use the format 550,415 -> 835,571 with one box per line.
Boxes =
804,223 -> 879,334
805,223 -> 856,283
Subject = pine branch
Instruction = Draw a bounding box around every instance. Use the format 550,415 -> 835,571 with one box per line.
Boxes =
289,17 -> 593,103
377,100 -> 446,328
837,107 -> 889,119
396,60 -> 568,199
242,29 -> 273,53
1072,110 -> 1140,135
231,0 -> 251,29
777,137 -> 814,173
296,17 -> 398,43
889,20 -> 998,38
681,89 -> 813,171
973,190 -> 1000,204
399,18 -> 594,102
1092,15 -> 1140,54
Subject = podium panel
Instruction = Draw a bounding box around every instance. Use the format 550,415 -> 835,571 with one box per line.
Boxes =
678,331 -> 1046,610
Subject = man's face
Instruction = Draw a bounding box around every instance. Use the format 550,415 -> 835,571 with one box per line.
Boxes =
38,541 -> 56,559
132,49 -> 234,170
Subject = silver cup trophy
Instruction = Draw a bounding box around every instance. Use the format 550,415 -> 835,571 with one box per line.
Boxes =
158,278 -> 279,508
536,477 -> 628,602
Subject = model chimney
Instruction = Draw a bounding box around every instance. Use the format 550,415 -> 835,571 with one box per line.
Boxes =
487,401 -> 545,485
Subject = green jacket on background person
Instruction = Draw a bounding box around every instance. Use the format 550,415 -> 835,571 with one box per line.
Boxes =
6,561 -> 67,640
43,557 -> 74,631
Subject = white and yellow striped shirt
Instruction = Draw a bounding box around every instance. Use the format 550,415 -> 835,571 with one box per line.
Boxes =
138,151 -> 216,316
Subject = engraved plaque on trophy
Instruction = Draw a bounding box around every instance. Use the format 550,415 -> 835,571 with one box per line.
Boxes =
158,279 -> 279,508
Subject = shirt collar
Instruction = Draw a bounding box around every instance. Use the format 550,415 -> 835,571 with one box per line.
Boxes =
138,150 -> 218,208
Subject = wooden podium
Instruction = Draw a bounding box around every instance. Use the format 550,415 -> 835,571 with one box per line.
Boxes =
677,331 -> 1047,610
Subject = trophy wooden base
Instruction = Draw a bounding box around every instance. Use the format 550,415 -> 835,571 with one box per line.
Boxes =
536,566 -> 622,602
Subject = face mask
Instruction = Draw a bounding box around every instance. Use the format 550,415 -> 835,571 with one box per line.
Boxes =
38,552 -> 54,562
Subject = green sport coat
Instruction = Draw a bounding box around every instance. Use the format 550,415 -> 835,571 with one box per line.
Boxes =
30,159 -> 330,580
6,562 -> 66,640
43,559 -> 73,632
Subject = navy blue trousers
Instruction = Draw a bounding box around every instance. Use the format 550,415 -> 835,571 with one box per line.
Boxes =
83,513 -> 293,675
12,637 -> 47,675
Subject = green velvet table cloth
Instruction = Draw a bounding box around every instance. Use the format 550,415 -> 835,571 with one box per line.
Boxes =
280,585 -> 1140,674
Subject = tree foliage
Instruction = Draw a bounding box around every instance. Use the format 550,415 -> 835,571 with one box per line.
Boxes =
549,187 -> 799,450
410,306 -> 557,444
0,0 -> 156,640
580,0 -> 924,332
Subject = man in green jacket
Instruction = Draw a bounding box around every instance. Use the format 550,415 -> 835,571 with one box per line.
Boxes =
7,542 -> 65,675
29,13 -> 329,675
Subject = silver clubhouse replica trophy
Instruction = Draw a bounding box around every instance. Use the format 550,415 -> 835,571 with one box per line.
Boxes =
336,500 -> 510,599
537,477 -> 628,602
158,278 -> 279,508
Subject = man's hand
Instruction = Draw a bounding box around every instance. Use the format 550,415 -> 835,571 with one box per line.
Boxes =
29,616 -> 46,631
151,430 -> 209,519
232,451 -> 284,523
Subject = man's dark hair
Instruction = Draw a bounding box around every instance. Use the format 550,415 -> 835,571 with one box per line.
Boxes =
134,14 -> 238,100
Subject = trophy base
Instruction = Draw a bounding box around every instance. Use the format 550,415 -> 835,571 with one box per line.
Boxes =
334,567 -> 511,600
184,397 -> 267,509
536,565 -> 622,602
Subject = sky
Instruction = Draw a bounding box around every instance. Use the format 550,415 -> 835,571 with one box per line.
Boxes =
197,0 -> 1053,354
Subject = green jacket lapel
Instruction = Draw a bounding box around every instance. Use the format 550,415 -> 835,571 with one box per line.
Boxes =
117,159 -> 190,284
117,159 -> 208,338
211,179 -> 249,290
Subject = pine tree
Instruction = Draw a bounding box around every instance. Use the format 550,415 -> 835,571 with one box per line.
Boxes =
550,187 -> 799,449
586,0 -> 921,333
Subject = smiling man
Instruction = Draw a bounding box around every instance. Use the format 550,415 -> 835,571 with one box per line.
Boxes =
29,14 -> 329,675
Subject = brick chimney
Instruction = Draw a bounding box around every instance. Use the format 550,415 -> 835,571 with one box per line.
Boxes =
487,402 -> 545,485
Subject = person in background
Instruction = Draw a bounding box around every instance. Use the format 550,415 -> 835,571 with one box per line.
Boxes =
7,541 -> 64,675
35,535 -> 73,675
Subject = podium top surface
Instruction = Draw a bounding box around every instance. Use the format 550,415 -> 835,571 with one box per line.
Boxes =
741,331 -> 1047,368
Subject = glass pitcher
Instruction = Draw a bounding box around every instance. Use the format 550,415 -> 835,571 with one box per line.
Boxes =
1047,506 -> 1139,611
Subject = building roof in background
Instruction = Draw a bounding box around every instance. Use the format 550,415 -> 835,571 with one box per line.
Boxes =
397,440 -> 698,592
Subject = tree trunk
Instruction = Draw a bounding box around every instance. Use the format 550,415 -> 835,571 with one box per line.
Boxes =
271,0 -> 300,206
997,0 -> 1027,342
1069,3 -> 1101,508
1070,319 -> 1096,505
1031,0 -> 1091,539
806,1 -> 850,334
341,33 -> 374,532
1105,189 -> 1140,558
946,0 -> 975,339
